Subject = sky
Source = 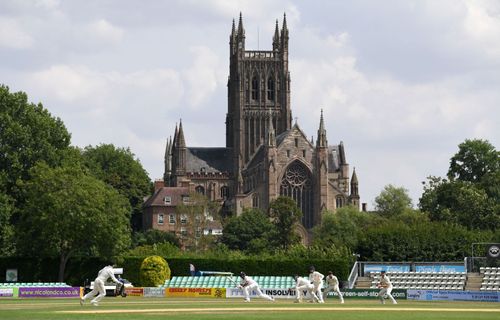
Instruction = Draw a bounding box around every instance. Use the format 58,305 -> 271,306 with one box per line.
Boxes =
1,0 -> 499,209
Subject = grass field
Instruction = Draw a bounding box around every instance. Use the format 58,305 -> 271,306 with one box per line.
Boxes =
1,297 -> 500,320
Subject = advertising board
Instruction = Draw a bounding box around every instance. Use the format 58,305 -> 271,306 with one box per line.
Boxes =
124,287 -> 144,297
325,288 -> 407,299
415,265 -> 465,273
226,287 -> 297,299
0,288 -> 14,297
18,287 -> 81,298
165,287 -> 226,298
407,290 -> 500,302
363,265 -> 410,274
143,287 -> 165,297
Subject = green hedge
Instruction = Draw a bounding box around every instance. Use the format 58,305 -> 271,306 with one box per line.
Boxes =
0,256 -> 351,286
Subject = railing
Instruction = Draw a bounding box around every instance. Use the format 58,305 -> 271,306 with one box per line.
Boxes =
244,51 -> 276,59
347,261 -> 359,289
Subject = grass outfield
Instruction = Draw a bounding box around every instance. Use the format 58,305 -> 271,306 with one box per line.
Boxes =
1,298 -> 499,320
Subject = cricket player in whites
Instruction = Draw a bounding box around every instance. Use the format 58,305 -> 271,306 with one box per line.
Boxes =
308,266 -> 325,303
80,265 -> 121,306
323,271 -> 344,303
377,271 -> 397,304
238,272 -> 275,302
293,274 -> 319,303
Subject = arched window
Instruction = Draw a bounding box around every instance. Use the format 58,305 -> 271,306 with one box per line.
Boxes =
280,161 -> 313,228
267,76 -> 275,101
195,185 -> 205,195
336,196 -> 344,209
220,186 -> 229,199
252,193 -> 259,208
251,76 -> 259,100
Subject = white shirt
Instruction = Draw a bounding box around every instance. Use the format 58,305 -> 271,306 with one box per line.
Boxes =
96,266 -> 120,283
325,275 -> 339,287
240,276 -> 256,287
295,277 -> 311,287
309,271 -> 324,284
379,275 -> 392,289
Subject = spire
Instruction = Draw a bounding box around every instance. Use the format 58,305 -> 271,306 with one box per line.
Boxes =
164,136 -> 171,160
273,19 -> 280,50
351,167 -> 359,196
173,123 -> 178,147
316,109 -> 327,148
339,141 -> 346,164
266,112 -> 276,147
351,167 -> 358,184
177,119 -> 186,148
281,12 -> 289,39
237,12 -> 244,36
231,18 -> 236,37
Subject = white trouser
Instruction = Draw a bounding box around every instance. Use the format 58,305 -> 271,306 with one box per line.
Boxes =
378,287 -> 397,304
312,280 -> 324,302
296,283 -> 318,302
243,283 -> 273,301
323,285 -> 344,302
83,278 -> 106,304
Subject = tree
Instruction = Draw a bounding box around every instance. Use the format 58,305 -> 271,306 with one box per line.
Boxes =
374,184 -> 413,217
0,190 -> 15,256
420,139 -> 499,230
420,176 -> 497,230
176,192 -> 222,251
0,85 -> 71,194
16,162 -> 131,282
220,208 -> 274,251
132,229 -> 180,248
312,206 -> 379,250
357,220 -> 493,262
448,139 -> 499,184
269,196 -> 303,250
81,144 -> 152,231
0,85 -> 71,254
140,256 -> 170,286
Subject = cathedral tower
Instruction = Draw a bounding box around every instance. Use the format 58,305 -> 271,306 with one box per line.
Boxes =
226,13 -> 292,189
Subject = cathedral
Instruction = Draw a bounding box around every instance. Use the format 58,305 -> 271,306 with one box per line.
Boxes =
157,14 -> 360,241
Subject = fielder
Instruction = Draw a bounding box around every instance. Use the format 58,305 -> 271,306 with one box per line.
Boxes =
323,271 -> 344,303
377,271 -> 397,304
238,272 -> 275,302
309,266 -> 325,303
293,274 -> 319,303
80,265 -> 121,306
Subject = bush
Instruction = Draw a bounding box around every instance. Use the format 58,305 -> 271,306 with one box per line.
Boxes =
139,256 -> 170,287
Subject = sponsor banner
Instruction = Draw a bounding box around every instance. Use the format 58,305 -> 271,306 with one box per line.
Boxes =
364,265 -> 410,274
124,287 -> 144,297
0,288 -> 14,297
326,289 -> 407,300
408,290 -> 500,302
143,287 -> 165,298
18,287 -> 81,298
415,265 -> 465,273
165,287 -> 226,298
226,287 -> 297,299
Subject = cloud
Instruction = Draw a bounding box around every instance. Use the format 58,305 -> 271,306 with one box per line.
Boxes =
182,46 -> 223,108
463,0 -> 500,57
0,17 -> 34,49
86,19 -> 124,45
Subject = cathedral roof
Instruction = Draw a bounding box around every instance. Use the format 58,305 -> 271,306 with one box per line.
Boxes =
186,147 -> 232,174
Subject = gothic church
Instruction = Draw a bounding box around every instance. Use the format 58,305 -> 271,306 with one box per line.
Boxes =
159,14 -> 360,240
